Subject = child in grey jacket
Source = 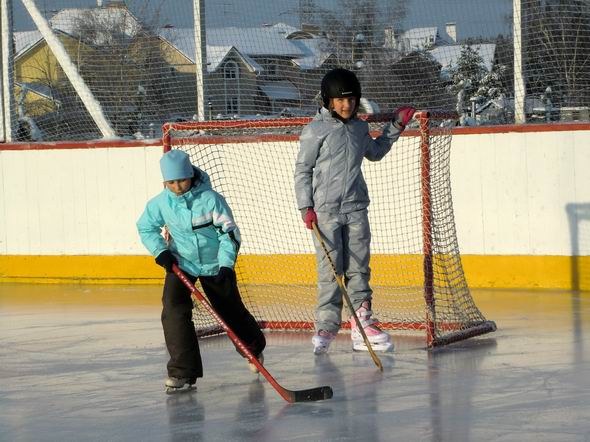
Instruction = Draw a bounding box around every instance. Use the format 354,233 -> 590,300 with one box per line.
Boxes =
294,68 -> 415,354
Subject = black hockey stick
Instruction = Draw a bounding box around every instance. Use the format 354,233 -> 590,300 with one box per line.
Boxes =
172,265 -> 333,403
312,223 -> 384,371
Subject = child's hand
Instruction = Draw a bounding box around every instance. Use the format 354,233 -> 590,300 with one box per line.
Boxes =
215,266 -> 234,283
393,106 -> 416,128
302,207 -> 318,230
155,250 -> 177,272
163,225 -> 171,245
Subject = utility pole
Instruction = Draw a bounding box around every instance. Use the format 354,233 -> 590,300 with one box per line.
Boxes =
513,0 -> 526,123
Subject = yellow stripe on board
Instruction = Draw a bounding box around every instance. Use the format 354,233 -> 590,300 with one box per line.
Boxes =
0,254 -> 588,291
461,255 -> 590,291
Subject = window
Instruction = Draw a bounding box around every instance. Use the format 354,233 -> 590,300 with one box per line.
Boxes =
226,97 -> 238,114
266,63 -> 276,77
223,61 -> 240,114
224,61 -> 238,80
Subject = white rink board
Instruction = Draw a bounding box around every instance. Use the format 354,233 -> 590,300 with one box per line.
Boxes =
451,129 -> 590,255
0,128 -> 589,256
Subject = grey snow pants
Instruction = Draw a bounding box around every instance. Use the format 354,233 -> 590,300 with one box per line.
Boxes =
312,209 -> 373,333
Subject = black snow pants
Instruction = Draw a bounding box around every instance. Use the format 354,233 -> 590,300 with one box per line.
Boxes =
161,268 -> 266,379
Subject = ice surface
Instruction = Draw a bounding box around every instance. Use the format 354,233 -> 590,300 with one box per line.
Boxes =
1,284 -> 588,441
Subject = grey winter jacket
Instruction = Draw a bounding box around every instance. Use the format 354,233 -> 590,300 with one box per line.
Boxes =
294,107 -> 402,214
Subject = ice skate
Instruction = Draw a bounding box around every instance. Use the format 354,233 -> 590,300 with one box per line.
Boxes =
312,330 -> 337,355
165,376 -> 196,394
350,301 -> 394,352
248,353 -> 264,374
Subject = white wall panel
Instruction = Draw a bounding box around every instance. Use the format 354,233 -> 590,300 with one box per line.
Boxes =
2,150 -> 34,252
573,132 -> 590,202
450,134 -> 485,253
526,132 -> 577,255
0,152 -> 5,253
451,129 -> 590,256
492,132 -> 532,254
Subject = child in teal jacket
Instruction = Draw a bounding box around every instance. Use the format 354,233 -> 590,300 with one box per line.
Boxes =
137,150 -> 265,392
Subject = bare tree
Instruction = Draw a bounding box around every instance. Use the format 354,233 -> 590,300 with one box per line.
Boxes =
524,0 -> 590,106
69,1 -> 179,137
312,0 -> 410,109
15,35 -> 100,141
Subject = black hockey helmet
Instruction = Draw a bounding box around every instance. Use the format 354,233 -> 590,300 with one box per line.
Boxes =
320,68 -> 361,109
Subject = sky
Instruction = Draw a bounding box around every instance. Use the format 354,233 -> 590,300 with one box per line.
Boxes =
13,0 -> 512,40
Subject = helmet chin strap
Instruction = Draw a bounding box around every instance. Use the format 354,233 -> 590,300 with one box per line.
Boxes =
329,103 -> 359,123
331,110 -> 353,122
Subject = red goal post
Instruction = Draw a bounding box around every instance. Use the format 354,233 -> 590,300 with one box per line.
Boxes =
162,111 -> 496,347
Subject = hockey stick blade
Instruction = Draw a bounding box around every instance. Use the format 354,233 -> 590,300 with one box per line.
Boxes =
288,385 -> 334,402
172,265 -> 334,403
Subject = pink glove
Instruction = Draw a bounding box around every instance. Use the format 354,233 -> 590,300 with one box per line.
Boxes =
393,106 -> 416,128
303,208 -> 317,230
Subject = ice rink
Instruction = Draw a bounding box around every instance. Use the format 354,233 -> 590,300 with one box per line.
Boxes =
1,284 -> 588,442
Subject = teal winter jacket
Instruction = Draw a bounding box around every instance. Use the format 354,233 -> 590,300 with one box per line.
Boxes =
137,172 -> 241,277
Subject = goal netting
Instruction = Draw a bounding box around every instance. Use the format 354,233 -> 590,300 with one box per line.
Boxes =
163,111 -> 495,347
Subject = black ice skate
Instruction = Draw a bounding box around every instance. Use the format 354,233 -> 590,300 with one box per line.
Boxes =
164,376 -> 196,394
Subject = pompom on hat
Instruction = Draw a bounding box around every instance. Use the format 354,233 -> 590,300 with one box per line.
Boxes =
160,150 -> 194,181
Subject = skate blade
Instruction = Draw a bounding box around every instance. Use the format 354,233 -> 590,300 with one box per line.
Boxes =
352,342 -> 394,353
165,385 -> 196,394
313,346 -> 329,355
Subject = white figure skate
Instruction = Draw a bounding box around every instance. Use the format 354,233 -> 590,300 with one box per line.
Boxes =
350,301 -> 394,352
312,330 -> 337,355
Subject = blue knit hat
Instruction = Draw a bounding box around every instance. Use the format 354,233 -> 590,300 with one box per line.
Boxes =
160,150 -> 194,181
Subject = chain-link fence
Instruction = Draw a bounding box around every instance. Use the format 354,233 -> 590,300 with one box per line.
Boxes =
4,0 -> 589,142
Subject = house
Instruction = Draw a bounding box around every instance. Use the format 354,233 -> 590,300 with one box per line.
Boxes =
428,43 -> 496,80
383,22 -> 496,77
14,29 -> 76,115
384,21 -> 459,53
157,23 -> 334,118
48,3 -> 142,46
13,28 -> 107,140
384,27 -> 440,52
13,1 -> 335,138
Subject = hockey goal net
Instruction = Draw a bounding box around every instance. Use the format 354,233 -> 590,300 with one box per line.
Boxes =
162,112 -> 496,347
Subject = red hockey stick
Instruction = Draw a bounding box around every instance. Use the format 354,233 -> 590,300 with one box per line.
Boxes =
172,265 -> 333,403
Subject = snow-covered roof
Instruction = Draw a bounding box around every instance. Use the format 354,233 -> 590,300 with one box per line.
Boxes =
160,23 -> 332,71
14,30 -> 44,56
207,46 -> 262,73
207,26 -> 303,57
290,37 -> 332,70
158,23 -> 323,71
398,27 -> 439,52
16,9 -> 324,71
258,80 -> 300,101
429,43 -> 496,77
49,7 -> 142,43
157,28 -> 262,73
157,27 -> 195,60
270,22 -> 300,38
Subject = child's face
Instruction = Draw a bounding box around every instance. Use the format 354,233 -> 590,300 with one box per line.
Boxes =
330,97 -> 356,119
165,178 -> 192,196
